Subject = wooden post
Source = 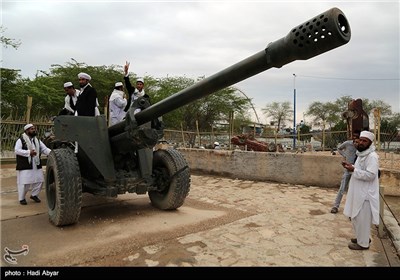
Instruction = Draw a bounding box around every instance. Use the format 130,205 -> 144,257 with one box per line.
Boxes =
297,128 -> 300,142
211,125 -> 214,147
322,122 -> 326,151
231,111 -> 234,150
377,109 -> 381,151
180,122 -> 185,147
26,96 -> 32,124
196,120 -> 200,147
390,152 -> 394,170
373,108 -> 381,151
104,95 -> 109,125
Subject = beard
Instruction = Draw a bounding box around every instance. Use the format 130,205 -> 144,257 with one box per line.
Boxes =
357,145 -> 368,152
28,131 -> 37,137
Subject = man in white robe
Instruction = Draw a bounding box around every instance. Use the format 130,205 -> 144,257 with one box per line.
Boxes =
108,82 -> 127,126
59,82 -> 80,115
15,124 -> 51,205
343,130 -> 379,250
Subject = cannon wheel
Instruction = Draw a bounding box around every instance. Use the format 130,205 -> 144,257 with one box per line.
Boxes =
149,149 -> 190,210
45,148 -> 82,226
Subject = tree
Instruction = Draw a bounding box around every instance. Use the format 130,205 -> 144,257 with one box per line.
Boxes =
1,27 -> 24,118
334,95 -> 353,113
380,119 -> 399,149
150,76 -> 251,132
334,96 -> 392,127
1,59 -> 126,118
330,119 -> 348,143
1,59 -> 253,128
388,112 -> 400,127
0,68 -> 32,119
306,101 -> 340,130
1,26 -> 21,49
307,98 -> 397,149
231,112 -> 254,135
366,99 -> 392,117
298,123 -> 311,142
262,101 -> 292,132
380,114 -> 400,149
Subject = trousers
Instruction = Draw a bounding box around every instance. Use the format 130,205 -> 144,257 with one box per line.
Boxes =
18,182 -> 42,201
333,170 -> 351,208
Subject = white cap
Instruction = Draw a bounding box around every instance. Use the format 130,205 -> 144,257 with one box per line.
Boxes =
78,72 -> 91,81
115,82 -> 123,87
360,130 -> 375,142
24,124 -> 34,131
136,78 -> 144,84
63,82 -> 73,88
214,142 -> 219,146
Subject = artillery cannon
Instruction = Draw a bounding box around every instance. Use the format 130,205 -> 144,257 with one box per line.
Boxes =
45,7 -> 351,226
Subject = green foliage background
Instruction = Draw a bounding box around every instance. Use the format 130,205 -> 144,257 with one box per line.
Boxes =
1,59 -> 252,133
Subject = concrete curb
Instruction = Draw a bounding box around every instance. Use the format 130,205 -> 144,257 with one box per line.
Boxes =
384,204 -> 400,256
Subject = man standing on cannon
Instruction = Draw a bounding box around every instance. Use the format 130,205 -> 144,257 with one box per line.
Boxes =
59,81 -> 79,116
75,72 -> 100,116
123,61 -> 150,115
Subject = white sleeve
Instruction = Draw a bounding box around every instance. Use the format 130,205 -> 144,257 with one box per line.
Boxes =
39,141 -> 52,156
114,97 -> 128,108
352,154 -> 379,182
14,139 -> 30,157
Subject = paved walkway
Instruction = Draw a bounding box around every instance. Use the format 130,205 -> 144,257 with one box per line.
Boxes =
1,165 -> 399,267
174,175 -> 400,266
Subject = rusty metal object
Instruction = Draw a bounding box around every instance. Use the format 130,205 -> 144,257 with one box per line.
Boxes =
342,98 -> 369,138
231,134 -> 284,152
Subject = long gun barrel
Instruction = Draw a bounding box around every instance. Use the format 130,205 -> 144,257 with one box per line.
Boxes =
135,7 -> 350,126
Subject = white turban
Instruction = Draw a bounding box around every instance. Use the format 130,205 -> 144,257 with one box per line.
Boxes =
64,82 -> 73,88
136,78 -> 144,84
115,82 -> 123,87
24,124 -> 34,131
78,72 -> 91,81
360,130 -> 375,142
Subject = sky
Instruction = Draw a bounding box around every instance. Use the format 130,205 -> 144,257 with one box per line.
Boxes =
1,0 -> 399,125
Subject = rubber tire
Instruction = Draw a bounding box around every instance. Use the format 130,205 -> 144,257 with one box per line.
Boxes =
149,149 -> 190,210
46,148 -> 82,226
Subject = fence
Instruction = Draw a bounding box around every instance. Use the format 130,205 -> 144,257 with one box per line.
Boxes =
163,129 -> 400,152
2,118 -> 399,156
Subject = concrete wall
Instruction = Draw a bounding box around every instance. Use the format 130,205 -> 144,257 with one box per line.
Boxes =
380,169 -> 400,196
2,147 -> 397,194
178,148 -> 344,188
178,148 -> 400,194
